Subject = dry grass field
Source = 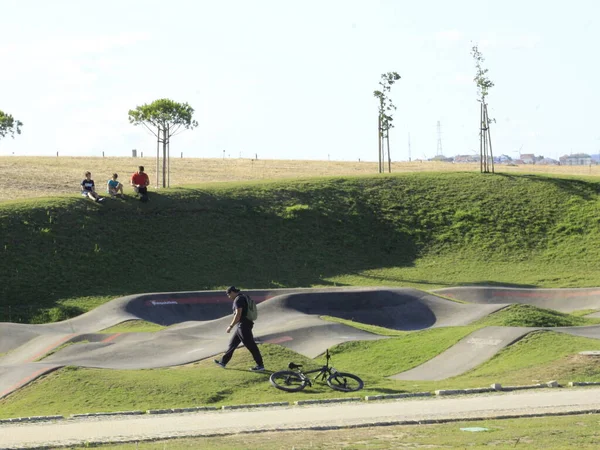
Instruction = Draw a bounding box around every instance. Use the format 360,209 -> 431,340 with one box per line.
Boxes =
1,156 -> 600,202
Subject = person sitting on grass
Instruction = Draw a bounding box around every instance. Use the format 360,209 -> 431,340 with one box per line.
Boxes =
107,173 -> 124,198
81,171 -> 105,203
130,165 -> 150,201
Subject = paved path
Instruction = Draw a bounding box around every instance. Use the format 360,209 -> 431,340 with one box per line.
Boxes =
391,326 -> 535,380
2,388 -> 600,449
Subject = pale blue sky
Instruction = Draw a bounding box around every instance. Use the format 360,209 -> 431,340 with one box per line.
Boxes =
1,0 -> 599,161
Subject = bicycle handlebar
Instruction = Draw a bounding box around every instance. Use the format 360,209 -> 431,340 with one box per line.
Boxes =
288,350 -> 331,372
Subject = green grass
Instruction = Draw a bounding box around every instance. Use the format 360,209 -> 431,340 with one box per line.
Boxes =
4,172 -> 600,323
320,315 -> 409,336
326,326 -> 480,377
100,320 -> 166,333
572,309 -> 600,317
4,171 -> 600,447
474,304 -> 600,327
3,330 -> 600,419
34,341 -> 89,362
51,413 -> 600,449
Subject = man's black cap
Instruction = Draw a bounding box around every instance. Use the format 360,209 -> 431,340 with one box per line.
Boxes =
226,286 -> 239,294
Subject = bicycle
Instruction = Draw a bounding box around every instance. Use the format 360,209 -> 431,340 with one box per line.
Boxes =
269,349 -> 364,392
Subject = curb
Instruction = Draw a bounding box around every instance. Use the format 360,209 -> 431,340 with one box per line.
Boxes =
569,381 -> 600,387
0,415 -> 64,424
436,387 -> 496,396
500,383 -> 547,391
365,392 -> 432,401
147,406 -> 218,414
70,411 -> 144,418
295,397 -> 361,406
435,381 -> 560,396
222,402 -> 289,410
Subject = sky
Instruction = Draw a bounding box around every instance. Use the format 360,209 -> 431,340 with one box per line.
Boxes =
1,0 -> 599,162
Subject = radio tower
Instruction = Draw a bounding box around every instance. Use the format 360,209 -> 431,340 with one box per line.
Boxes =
408,133 -> 412,162
436,121 -> 443,156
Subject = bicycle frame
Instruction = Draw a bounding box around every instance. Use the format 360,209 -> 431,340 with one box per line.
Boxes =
271,348 -> 364,392
288,349 -> 337,386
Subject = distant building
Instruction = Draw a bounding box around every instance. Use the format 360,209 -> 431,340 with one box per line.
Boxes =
430,155 -> 454,162
520,153 -> 536,164
454,154 -> 480,163
537,157 -> 559,165
559,154 -> 593,165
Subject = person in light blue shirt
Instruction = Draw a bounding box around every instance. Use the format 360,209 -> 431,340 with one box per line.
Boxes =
107,173 -> 124,198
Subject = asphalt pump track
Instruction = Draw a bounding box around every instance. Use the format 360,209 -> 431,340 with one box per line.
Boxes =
2,286 -> 600,398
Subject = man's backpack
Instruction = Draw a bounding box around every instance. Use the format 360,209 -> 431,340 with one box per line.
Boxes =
245,294 -> 258,322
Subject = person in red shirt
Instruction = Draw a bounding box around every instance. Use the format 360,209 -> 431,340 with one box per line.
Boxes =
130,166 -> 150,201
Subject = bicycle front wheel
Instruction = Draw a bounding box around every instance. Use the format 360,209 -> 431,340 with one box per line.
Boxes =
270,370 -> 308,392
327,372 -> 364,392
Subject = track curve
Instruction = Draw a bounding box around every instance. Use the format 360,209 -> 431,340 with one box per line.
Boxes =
2,286 -> 600,398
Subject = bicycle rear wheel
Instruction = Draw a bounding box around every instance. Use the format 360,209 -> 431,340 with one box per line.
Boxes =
270,370 -> 308,392
327,372 -> 364,392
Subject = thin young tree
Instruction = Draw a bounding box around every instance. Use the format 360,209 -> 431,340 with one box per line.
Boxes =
373,72 -> 401,173
128,99 -> 198,188
471,44 -> 495,173
0,110 -> 23,140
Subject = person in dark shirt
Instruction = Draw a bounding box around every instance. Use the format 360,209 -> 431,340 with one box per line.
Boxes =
214,286 -> 264,371
80,171 -> 105,203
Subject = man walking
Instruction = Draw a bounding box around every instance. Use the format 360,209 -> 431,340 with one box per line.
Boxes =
214,286 -> 265,371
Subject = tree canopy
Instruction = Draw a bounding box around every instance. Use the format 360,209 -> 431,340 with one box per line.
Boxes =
128,98 -> 198,188
471,45 -> 494,103
128,98 -> 198,138
373,72 -> 401,173
0,110 -> 23,140
373,72 -> 401,139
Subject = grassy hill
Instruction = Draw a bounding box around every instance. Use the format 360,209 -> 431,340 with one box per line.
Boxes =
2,171 -> 600,323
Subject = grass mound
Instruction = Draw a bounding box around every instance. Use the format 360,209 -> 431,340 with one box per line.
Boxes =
99,320 -> 166,333
3,172 -> 600,323
476,304 -> 600,327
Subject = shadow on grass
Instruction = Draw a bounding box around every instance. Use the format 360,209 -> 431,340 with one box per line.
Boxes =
495,173 -> 600,201
353,272 -> 456,287
4,174 -> 598,323
1,183 -> 422,322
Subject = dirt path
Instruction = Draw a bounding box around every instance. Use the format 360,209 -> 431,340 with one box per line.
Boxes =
2,388 -> 600,449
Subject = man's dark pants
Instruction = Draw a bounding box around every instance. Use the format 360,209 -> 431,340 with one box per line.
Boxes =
221,322 -> 263,366
134,186 -> 148,202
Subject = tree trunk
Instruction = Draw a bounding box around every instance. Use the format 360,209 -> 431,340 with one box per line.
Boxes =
485,103 -> 494,173
378,116 -> 382,173
162,127 -> 167,188
156,128 -> 160,188
479,103 -> 485,173
387,133 -> 391,173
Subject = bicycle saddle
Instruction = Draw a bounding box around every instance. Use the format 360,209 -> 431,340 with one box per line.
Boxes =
288,362 -> 302,370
